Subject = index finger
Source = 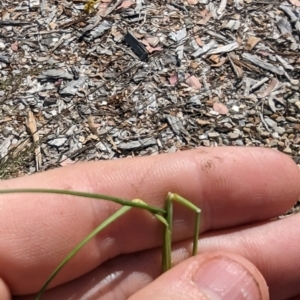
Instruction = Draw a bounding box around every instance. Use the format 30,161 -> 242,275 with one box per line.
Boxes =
0,147 -> 299,295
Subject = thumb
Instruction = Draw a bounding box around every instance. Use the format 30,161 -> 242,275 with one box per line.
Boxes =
0,278 -> 11,300
129,251 -> 269,300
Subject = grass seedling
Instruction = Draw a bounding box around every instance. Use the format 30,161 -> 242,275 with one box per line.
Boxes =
0,188 -> 201,299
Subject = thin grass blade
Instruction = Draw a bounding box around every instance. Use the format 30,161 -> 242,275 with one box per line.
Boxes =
35,205 -> 132,300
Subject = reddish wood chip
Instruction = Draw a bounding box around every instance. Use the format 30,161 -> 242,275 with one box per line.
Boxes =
185,74 -> 201,89
289,0 -> 300,6
118,0 -> 135,9
169,73 -> 178,85
213,102 -> 229,115
11,41 -> 18,51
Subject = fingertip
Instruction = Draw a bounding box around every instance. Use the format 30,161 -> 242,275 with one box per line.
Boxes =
0,277 -> 11,300
129,251 -> 269,300
192,252 -> 269,300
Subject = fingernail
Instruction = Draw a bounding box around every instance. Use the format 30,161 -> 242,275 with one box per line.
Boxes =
193,256 -> 261,300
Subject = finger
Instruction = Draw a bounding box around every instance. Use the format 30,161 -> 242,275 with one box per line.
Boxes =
20,210 -> 300,300
198,213 -> 300,300
15,213 -> 300,300
18,252 -> 269,300
0,278 -> 11,300
0,147 -> 299,295
129,251 -> 269,300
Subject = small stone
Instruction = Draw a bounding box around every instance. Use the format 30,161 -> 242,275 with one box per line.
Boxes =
269,140 -> 278,147
263,109 -> 272,116
288,134 -> 295,140
283,147 -> 292,155
228,131 -> 240,140
202,140 -> 210,147
276,127 -> 286,135
2,126 -> 13,137
224,122 -> 233,129
208,132 -> 220,138
199,134 -> 208,140
275,116 -> 285,122
232,114 -> 244,120
243,127 -> 251,133
248,110 -> 257,115
278,141 -> 285,147
231,105 -> 239,112
235,139 -> 244,146
222,138 -> 230,145
260,131 -> 270,138
286,116 -> 297,122
265,118 -> 277,129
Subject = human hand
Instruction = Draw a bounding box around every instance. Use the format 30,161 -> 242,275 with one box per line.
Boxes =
0,147 -> 299,300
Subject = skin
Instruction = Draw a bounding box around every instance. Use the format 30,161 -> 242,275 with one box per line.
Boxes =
0,147 -> 299,299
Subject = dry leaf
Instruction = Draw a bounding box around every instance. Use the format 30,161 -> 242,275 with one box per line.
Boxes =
244,36 -> 261,51
190,61 -> 200,69
213,102 -> 229,115
144,36 -> 159,47
49,22 -> 57,30
185,74 -> 201,89
187,0 -> 198,4
118,0 -> 135,9
258,78 -> 279,98
195,36 -> 203,46
208,54 -> 220,64
141,39 -> 163,53
83,134 -> 99,144
25,110 -> 42,171
228,53 -> 243,78
197,9 -> 212,25
88,116 -> 100,135
196,119 -> 211,125
289,0 -> 300,6
210,57 -> 226,67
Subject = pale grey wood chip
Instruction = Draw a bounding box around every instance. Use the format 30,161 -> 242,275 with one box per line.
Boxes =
0,137 -> 12,158
59,77 -> 87,95
217,0 -> 227,16
234,0 -> 243,10
279,3 -> 298,23
117,137 -> 157,150
166,115 -> 189,136
276,16 -> 292,35
89,21 -> 113,39
276,55 -> 294,71
192,40 -> 218,57
207,41 -> 239,55
47,137 -> 68,147
242,53 -> 285,75
38,69 -> 74,80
